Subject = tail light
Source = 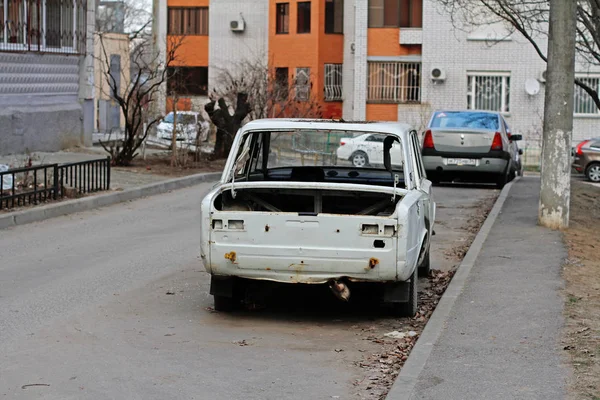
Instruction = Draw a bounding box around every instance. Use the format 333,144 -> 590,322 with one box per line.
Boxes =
491,132 -> 503,151
340,140 -> 346,146
423,130 -> 435,149
576,140 -> 590,156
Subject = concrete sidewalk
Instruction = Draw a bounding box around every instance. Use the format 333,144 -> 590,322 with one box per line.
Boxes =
392,176 -> 568,399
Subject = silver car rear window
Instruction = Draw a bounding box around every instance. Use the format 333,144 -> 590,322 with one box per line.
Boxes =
430,111 -> 499,131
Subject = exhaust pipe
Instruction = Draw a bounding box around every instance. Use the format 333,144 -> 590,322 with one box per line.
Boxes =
328,280 -> 350,302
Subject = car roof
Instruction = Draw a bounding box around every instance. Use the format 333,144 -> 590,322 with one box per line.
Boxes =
241,118 -> 414,136
432,109 -> 502,116
166,111 -> 198,115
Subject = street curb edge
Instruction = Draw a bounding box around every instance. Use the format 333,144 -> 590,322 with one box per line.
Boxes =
0,172 -> 222,230
385,177 -> 521,400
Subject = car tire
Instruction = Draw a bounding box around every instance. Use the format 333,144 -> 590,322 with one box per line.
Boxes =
418,244 -> 431,278
393,266 -> 418,317
585,162 -> 600,182
213,295 -> 236,312
496,167 -> 509,189
351,151 -> 368,168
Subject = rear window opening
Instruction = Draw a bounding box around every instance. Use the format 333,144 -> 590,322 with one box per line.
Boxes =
230,129 -> 406,189
214,188 -> 401,216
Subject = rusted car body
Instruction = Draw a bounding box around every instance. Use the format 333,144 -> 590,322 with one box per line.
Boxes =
200,119 -> 435,315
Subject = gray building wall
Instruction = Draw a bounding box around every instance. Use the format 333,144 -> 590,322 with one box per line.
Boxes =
0,53 -> 84,156
208,0 -> 269,90
420,0 -> 600,148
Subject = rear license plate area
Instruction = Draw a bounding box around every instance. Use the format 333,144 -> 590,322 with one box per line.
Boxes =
447,158 -> 477,166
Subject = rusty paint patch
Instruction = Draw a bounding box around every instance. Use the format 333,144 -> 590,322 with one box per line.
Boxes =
266,267 -> 271,271
224,251 -> 237,263
369,257 -> 379,269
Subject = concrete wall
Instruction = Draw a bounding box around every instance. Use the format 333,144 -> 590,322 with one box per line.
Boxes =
208,0 -> 269,90
0,53 -> 84,155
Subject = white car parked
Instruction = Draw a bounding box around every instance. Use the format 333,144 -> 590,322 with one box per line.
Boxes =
200,119 -> 436,316
337,133 -> 404,168
156,111 -> 210,142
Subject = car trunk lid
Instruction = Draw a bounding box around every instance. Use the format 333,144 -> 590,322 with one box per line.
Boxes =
430,128 -> 496,153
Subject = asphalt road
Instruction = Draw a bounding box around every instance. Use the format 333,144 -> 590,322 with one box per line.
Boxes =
0,182 -> 497,400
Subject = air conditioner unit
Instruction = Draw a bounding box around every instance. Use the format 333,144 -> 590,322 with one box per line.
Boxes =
430,67 -> 446,82
230,19 -> 245,32
538,70 -> 547,83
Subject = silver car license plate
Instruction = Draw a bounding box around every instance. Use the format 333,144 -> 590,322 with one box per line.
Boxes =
447,158 -> 477,166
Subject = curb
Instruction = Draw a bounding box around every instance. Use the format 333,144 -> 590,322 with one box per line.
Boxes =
385,177 -> 521,400
0,172 -> 222,230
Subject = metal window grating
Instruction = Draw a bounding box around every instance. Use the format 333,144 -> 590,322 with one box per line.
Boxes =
324,63 -> 342,101
368,62 -> 421,103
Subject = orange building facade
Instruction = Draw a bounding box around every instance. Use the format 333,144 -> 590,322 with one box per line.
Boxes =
160,0 -> 423,122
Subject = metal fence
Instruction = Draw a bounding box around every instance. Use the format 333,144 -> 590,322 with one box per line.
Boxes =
0,0 -> 87,54
0,157 -> 110,210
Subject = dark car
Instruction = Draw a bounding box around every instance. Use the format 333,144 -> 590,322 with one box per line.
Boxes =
573,138 -> 600,182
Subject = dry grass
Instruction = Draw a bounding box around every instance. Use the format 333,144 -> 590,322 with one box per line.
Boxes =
563,182 -> 600,400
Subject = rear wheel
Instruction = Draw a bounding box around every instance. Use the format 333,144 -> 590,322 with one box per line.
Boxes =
496,166 -> 509,189
418,245 -> 431,278
351,151 -> 368,168
392,266 -> 418,317
586,162 -> 600,182
213,295 -> 236,312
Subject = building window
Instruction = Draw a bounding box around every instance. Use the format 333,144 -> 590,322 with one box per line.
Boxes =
274,67 -> 289,100
467,73 -> 510,112
368,62 -> 421,103
325,0 -> 343,34
324,64 -> 343,101
167,67 -> 208,96
167,7 -> 208,35
574,77 -> 600,115
0,0 -> 86,53
276,3 -> 289,34
368,0 -> 422,28
295,67 -> 310,101
297,2 -> 311,34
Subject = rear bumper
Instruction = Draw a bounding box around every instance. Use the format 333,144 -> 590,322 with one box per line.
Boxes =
423,155 -> 508,174
203,242 -> 405,284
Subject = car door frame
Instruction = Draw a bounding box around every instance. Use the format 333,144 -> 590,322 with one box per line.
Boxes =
407,130 -> 435,252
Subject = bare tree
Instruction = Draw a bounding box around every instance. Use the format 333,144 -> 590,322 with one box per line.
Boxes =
434,0 -> 600,110
206,57 -> 324,158
96,34 -> 185,166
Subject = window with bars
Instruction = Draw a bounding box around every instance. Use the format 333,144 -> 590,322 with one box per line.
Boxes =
325,0 -> 343,34
368,0 -> 422,28
295,67 -> 310,101
574,77 -> 600,115
167,7 -> 208,35
467,73 -> 510,113
0,0 -> 86,53
367,62 -> 421,103
276,3 -> 289,34
297,2 -> 311,33
324,64 -> 342,101
167,66 -> 209,96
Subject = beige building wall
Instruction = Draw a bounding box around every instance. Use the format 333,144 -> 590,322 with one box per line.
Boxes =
93,32 -> 131,132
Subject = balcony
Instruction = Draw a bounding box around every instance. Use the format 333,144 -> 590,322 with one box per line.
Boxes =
399,28 -> 423,45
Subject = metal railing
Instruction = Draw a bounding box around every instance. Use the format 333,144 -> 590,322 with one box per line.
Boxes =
368,62 -> 421,103
0,157 -> 110,210
0,0 -> 87,54
324,64 -> 343,101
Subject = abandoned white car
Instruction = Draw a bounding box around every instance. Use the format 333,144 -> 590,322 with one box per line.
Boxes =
200,119 -> 435,316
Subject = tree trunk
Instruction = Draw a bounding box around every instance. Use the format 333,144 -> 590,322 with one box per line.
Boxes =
539,0 -> 577,229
